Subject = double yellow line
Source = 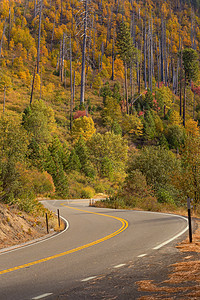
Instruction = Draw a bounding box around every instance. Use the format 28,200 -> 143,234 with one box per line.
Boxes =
0,204 -> 128,275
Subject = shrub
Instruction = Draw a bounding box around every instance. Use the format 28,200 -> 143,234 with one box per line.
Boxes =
156,187 -> 175,205
81,186 -> 95,198
94,183 -> 105,193
165,125 -> 186,149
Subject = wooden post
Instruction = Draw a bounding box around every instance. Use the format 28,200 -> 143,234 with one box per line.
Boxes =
57,209 -> 60,228
46,213 -> 49,234
187,198 -> 192,243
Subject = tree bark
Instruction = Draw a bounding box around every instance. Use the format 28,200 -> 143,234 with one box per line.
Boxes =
30,65 -> 37,105
0,18 -> 7,57
61,33 -> 65,82
3,86 -> 6,114
60,0 -> 63,25
125,62 -> 129,114
144,22 -> 147,89
34,0 -> 37,18
179,48 -> 182,117
157,39 -> 160,88
37,1 -> 43,74
80,0 -> 88,105
111,38 -> 114,80
183,73 -> 186,127
50,9 -> 57,52
70,35 -> 73,131
8,6 -> 11,50
160,20 -> 164,82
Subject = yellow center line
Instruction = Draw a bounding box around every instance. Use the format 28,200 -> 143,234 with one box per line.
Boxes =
0,204 -> 128,275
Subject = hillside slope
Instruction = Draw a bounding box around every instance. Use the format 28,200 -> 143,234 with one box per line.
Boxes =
0,0 -> 200,215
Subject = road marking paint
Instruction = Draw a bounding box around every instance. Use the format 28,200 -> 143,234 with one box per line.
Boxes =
130,211 -> 188,250
32,293 -> 53,299
114,264 -> 126,268
81,276 -> 97,282
0,205 -> 128,275
153,224 -> 188,250
137,254 -> 147,258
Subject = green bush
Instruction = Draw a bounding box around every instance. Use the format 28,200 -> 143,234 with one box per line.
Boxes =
94,183 -> 105,193
156,187 -> 175,205
165,125 -> 186,150
81,186 -> 95,198
13,193 -> 36,212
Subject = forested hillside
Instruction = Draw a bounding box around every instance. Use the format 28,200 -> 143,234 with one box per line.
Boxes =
0,0 -> 200,214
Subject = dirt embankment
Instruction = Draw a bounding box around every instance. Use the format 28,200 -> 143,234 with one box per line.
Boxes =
0,203 -> 54,250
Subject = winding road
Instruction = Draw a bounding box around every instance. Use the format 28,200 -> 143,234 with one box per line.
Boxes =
0,199 -> 188,300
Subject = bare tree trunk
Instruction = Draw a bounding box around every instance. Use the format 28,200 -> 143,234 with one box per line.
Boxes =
34,0 -> 37,18
92,14 -> 96,69
22,0 -> 29,27
144,21 -> 147,89
0,18 -> 7,57
3,86 -> 6,114
111,38 -> 114,80
70,35 -> 73,131
61,33 -> 65,82
40,59 -> 42,99
50,9 -> 57,52
73,70 -> 75,103
148,20 -> 152,92
193,92 -> 195,120
160,20 -> 164,82
37,1 -> 43,74
59,38 -> 62,77
125,62 -> 129,114
130,63 -> 133,104
100,42 -> 104,70
30,65 -> 37,105
60,0 -> 63,25
157,39 -> 160,88
179,47 -> 182,117
80,0 -> 88,105
131,9 -> 136,45
150,18 -> 153,92
164,22 -> 167,86
8,6 -> 11,50
183,73 -> 186,127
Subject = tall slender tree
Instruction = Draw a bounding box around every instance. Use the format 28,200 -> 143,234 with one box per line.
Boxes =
80,0 -> 88,106
116,21 -> 136,114
182,48 -> 199,127
37,0 -> 43,74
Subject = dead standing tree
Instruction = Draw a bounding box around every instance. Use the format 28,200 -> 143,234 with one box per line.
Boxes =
0,18 -> 7,57
75,0 -> 94,106
80,0 -> 88,106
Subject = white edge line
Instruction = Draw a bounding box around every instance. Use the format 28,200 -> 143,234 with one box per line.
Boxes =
114,264 -> 126,268
81,276 -> 97,282
132,211 -> 189,250
32,293 -> 53,299
137,254 -> 147,258
0,215 -> 69,256
153,216 -> 189,250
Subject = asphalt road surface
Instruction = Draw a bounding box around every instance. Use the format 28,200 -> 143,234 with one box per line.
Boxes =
0,199 -> 188,300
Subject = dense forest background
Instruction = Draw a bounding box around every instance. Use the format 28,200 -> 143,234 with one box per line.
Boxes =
0,0 -> 200,214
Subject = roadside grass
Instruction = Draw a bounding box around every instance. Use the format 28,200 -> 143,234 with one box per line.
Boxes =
52,217 -> 66,232
93,198 -> 200,218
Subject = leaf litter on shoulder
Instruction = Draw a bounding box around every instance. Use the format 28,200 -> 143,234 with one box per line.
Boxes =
136,221 -> 200,299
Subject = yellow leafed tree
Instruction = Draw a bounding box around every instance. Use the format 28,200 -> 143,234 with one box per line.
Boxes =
72,116 -> 96,141
185,119 -> 200,137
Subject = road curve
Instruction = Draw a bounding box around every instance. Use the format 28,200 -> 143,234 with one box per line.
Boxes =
0,199 -> 188,300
